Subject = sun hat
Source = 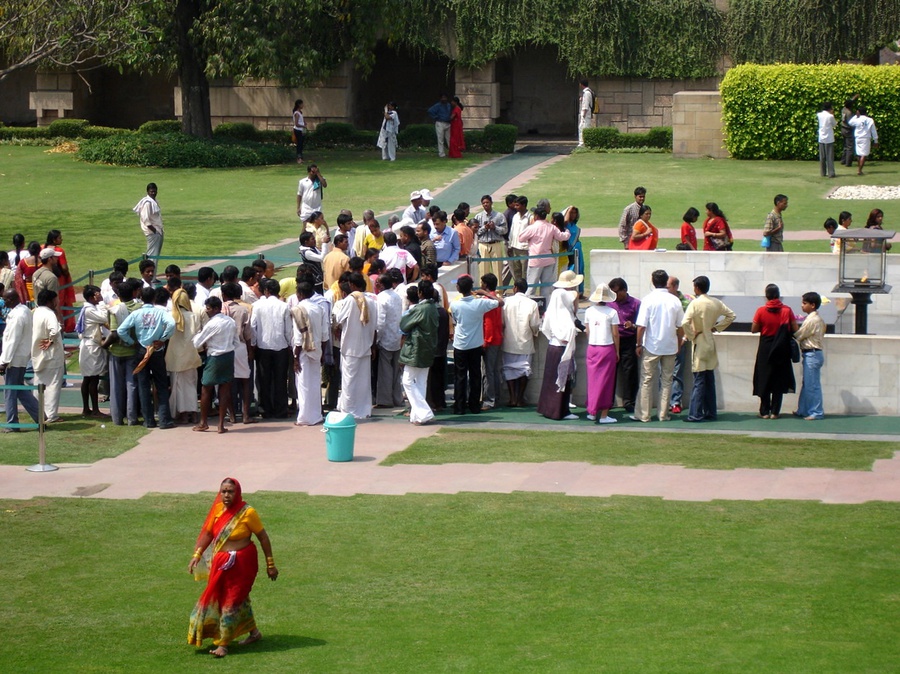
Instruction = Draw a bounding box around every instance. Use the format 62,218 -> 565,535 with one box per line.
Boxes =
419,188 -> 434,201
553,269 -> 584,289
589,283 -> 616,303
410,190 -> 422,201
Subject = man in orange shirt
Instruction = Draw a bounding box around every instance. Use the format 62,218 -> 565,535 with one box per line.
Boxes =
453,208 -> 475,260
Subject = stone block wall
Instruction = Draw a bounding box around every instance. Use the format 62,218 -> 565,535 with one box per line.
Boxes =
592,76 -> 721,134
672,91 -> 728,158
29,72 -> 74,126
455,63 -> 499,131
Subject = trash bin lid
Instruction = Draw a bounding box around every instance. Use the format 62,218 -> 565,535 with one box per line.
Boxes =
324,411 -> 357,428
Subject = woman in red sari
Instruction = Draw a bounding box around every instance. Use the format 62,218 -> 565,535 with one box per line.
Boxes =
702,202 -> 733,251
43,230 -> 77,332
188,478 -> 278,658
627,205 -> 659,250
448,96 -> 466,159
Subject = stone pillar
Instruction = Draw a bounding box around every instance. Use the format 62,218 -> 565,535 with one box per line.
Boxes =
28,72 -> 74,126
454,63 -> 499,130
672,90 -> 728,158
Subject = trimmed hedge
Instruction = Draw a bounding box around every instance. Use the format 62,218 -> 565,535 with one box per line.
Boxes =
77,133 -> 294,168
213,122 -> 259,141
398,124 -> 437,149
721,64 -> 900,160
481,124 -> 518,153
138,120 -> 183,134
48,118 -> 90,138
0,126 -> 51,140
583,126 -> 672,150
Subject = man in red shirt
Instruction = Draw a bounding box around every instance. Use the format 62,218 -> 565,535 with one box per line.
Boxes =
480,273 -> 504,410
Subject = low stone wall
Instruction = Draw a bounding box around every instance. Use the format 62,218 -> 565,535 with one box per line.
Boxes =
591,77 -> 721,134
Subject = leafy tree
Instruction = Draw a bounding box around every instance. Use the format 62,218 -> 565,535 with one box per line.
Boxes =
0,0 -> 149,82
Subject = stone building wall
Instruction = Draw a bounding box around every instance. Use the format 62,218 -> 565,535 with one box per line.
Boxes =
672,91 -> 727,158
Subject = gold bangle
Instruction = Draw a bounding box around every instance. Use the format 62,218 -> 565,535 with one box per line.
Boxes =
266,556 -> 274,564
193,547 -> 203,559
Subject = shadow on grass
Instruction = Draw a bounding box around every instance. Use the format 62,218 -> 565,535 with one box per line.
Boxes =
192,634 -> 326,657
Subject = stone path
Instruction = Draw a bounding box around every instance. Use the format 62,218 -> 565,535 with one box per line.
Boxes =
1,414 -> 897,504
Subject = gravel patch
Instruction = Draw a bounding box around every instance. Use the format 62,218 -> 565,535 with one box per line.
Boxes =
828,185 -> 900,200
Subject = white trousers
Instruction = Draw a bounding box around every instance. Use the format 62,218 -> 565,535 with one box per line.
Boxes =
34,364 -> 64,421
381,135 -> 397,161
169,369 -> 198,414
339,354 -> 373,419
295,353 -> 323,425
402,365 -> 433,424
435,121 -> 451,157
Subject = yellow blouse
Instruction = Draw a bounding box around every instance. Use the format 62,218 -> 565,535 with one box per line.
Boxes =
205,505 -> 264,540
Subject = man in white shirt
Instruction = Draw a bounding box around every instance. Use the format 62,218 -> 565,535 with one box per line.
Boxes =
134,182 -> 164,258
333,272 -> 377,419
501,279 -> 541,407
578,79 -> 595,147
31,289 -> 66,423
0,289 -> 40,429
375,272 -> 404,408
847,105 -> 879,176
507,196 -> 530,283
195,267 -> 216,306
192,296 -> 241,433
296,164 -> 327,221
634,269 -> 685,423
816,101 -> 837,179
473,195 -> 508,282
403,191 -> 428,224
292,281 -> 325,426
250,279 -> 293,418
379,231 -> 419,281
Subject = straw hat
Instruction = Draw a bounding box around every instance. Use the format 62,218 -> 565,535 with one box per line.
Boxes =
589,283 -> 616,303
553,269 -> 584,289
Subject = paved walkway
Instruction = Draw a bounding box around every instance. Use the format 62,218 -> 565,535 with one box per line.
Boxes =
1,412 -> 897,504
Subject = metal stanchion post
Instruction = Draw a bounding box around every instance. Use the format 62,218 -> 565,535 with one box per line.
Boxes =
27,383 -> 58,473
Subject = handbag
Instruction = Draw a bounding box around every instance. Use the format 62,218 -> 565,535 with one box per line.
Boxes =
761,235 -> 771,248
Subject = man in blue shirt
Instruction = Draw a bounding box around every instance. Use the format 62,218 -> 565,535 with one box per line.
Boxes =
427,94 -> 452,158
450,275 -> 502,414
430,210 -> 460,266
116,286 -> 177,429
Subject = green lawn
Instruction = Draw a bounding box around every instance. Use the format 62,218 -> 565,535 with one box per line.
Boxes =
3,492 -> 898,673
381,428 -> 896,471
0,146 -> 487,279
0,413 -> 146,464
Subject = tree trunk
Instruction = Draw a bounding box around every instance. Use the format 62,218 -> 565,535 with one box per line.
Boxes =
175,0 -> 212,138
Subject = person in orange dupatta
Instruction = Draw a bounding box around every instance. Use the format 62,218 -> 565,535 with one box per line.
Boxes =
187,478 -> 278,658
43,230 -> 77,332
628,205 -> 659,250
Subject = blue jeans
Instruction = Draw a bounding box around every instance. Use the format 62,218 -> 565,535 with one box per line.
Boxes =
669,345 -> 685,406
109,353 -> 139,425
3,365 -> 40,426
687,369 -> 717,421
135,344 -> 172,427
796,350 -> 824,419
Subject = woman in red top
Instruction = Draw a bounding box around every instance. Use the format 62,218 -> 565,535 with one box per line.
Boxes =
627,205 -> 659,250
43,230 -> 77,332
680,207 -> 699,250
750,284 -> 798,418
15,240 -> 42,303
703,202 -> 733,251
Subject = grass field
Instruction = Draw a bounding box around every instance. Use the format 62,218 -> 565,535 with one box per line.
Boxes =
3,492 -> 898,673
381,428 -> 897,471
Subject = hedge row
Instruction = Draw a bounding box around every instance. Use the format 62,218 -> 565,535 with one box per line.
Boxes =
76,133 -> 294,168
309,122 -> 518,153
721,64 -> 900,160
0,118 -> 127,140
583,126 -> 672,150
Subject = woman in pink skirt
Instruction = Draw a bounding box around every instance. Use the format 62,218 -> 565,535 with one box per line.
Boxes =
584,283 -> 620,424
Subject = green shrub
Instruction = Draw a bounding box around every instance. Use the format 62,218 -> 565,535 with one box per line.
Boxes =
138,120 -> 182,135
583,127 -> 620,149
646,127 -> 673,150
721,64 -> 900,160
481,124 -> 517,153
213,122 -> 259,141
464,129 -> 484,151
257,129 -> 292,145
583,126 -> 671,151
0,126 -> 51,140
398,124 -> 436,149
47,118 -> 90,138
353,129 -> 379,147
310,122 -> 357,146
77,133 -> 294,168
81,125 -> 130,139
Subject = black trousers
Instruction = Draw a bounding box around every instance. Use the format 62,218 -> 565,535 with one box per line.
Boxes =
453,346 -> 483,414
256,347 -> 291,418
618,334 -> 639,409
427,352 -> 447,410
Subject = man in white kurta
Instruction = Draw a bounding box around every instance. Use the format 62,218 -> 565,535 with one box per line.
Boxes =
375,273 -> 404,407
577,79 -> 594,146
292,282 -> 325,426
134,182 -> 164,257
333,273 -> 377,419
32,290 -> 65,422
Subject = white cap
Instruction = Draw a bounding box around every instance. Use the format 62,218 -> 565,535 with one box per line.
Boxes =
40,248 -> 62,261
419,188 -> 434,201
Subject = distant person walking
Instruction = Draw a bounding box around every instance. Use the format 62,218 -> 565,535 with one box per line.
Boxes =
577,79 -> 595,147
291,99 -> 306,163
134,182 -> 164,258
378,102 -> 399,161
762,194 -> 788,253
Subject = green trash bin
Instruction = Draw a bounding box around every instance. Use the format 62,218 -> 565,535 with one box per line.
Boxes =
323,411 -> 356,462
